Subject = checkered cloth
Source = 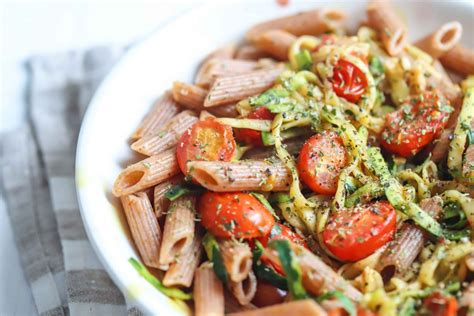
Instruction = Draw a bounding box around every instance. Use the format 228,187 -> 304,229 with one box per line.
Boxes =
1,46 -> 143,315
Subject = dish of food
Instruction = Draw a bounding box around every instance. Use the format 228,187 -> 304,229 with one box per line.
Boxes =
76,1 -> 474,315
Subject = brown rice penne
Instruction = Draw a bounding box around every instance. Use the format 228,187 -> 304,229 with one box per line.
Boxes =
195,58 -> 259,88
414,21 -> 462,59
204,68 -> 283,107
153,175 -> 183,218
376,196 -> 443,281
204,43 -> 237,62
254,30 -> 296,61
440,44 -> 474,76
158,196 -> 196,266
246,8 -> 346,41
367,1 -> 407,55
172,81 -> 238,117
225,292 -> 257,314
112,149 -> 180,196
194,262 -> 225,316
130,110 -> 198,156
229,270 -> 257,306
218,239 -> 252,283
187,160 -> 291,192
264,243 -> 362,301
235,44 -> 271,60
163,232 -> 203,287
121,193 -> 161,268
130,91 -> 181,140
228,299 -> 328,316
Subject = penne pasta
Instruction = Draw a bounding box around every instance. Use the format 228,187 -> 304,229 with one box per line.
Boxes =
218,239 -> 252,283
367,1 -> 407,55
235,44 -> 270,60
440,44 -> 474,76
195,58 -> 259,88
204,43 -> 237,62
414,21 -> 462,59
153,175 -> 183,218
253,30 -> 296,61
376,196 -> 443,281
229,270 -> 257,306
204,68 -> 283,107
172,81 -> 238,117
246,9 -> 346,41
131,110 -> 198,156
194,262 -> 225,316
112,149 -> 180,197
225,292 -> 257,314
121,193 -> 161,268
130,91 -> 181,140
264,243 -> 362,301
187,160 -> 291,192
159,196 -> 196,266
228,299 -> 328,316
163,232 -> 203,287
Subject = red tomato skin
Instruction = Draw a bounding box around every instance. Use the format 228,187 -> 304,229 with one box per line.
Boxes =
234,106 -> 275,146
252,281 -> 287,307
421,292 -> 457,316
176,119 -> 236,175
297,131 -> 348,195
197,192 -> 275,239
322,201 -> 397,262
255,223 -> 307,275
381,92 -> 451,157
332,59 -> 368,103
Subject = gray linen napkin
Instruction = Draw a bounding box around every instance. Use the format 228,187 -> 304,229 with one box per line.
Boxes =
1,46 -> 141,315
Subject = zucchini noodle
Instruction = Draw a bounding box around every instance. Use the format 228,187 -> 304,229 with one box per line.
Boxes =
442,190 -> 474,227
396,170 -> 431,201
288,35 -> 320,70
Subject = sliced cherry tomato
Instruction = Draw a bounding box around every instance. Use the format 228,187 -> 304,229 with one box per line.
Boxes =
332,59 -> 368,103
252,281 -> 287,307
322,201 -> 397,262
254,223 -> 307,274
297,131 -> 348,195
256,223 -> 307,248
381,92 -> 451,157
234,106 -> 275,146
421,292 -> 457,316
176,119 -> 236,175
197,192 -> 275,239
328,307 -> 378,316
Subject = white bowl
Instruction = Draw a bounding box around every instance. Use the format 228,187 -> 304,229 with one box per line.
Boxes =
76,1 -> 474,314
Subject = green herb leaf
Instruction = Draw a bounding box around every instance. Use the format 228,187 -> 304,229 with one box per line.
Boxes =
251,192 -> 279,220
316,290 -> 356,316
165,184 -> 203,201
268,239 -> 308,300
369,56 -> 384,77
252,240 -> 288,290
202,233 -> 228,285
398,298 -> 416,316
295,49 -> 313,71
129,258 -> 192,300
249,87 -> 289,107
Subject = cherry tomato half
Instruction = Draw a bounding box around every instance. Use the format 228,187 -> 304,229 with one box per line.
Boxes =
322,201 -> 397,262
234,106 -> 275,146
297,131 -> 348,195
421,292 -> 457,316
254,223 -> 307,274
381,92 -> 452,157
332,59 -> 368,103
197,192 -> 275,239
176,119 -> 236,175
252,281 -> 287,307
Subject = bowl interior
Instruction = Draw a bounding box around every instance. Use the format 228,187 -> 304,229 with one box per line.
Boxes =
76,1 -> 474,314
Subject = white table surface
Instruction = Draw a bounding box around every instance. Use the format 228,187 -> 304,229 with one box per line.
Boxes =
0,2 -> 195,314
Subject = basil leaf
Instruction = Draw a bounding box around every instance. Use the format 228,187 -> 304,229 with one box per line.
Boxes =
316,290 -> 356,316
252,240 -> 288,290
268,239 -> 308,300
202,233 -> 229,285
165,184 -> 203,201
251,192 -> 279,220
295,49 -> 312,71
129,258 -> 192,300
